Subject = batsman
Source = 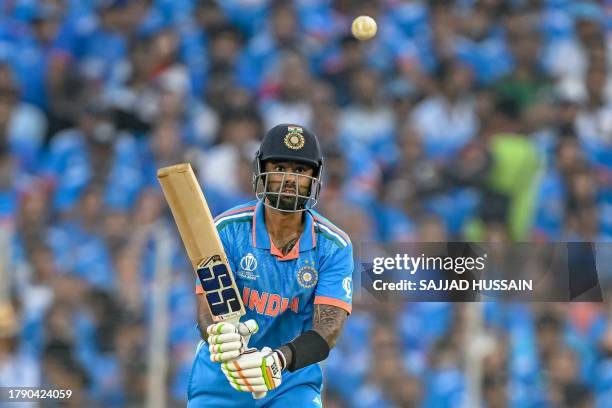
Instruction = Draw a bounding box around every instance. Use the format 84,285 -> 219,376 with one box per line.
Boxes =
188,124 -> 354,407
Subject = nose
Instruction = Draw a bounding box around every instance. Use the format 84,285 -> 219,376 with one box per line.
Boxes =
284,172 -> 297,183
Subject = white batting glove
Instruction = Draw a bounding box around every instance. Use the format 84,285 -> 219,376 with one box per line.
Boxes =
221,347 -> 284,394
206,320 -> 259,363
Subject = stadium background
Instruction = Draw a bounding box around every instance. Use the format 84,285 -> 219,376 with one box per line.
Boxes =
0,0 -> 611,406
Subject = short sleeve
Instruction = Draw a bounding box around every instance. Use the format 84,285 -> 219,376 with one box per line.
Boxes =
314,244 -> 354,314
195,224 -> 237,294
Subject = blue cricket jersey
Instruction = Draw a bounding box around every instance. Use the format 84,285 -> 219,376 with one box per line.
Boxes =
188,200 -> 353,407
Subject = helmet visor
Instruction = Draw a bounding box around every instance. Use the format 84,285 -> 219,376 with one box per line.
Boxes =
254,171 -> 321,212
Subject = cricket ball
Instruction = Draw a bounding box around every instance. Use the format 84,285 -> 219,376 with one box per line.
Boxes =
351,15 -> 377,41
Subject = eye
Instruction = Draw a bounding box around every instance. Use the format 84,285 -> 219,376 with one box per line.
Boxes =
274,165 -> 284,172
295,167 -> 307,173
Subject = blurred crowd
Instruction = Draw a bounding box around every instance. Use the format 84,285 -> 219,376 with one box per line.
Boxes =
0,0 -> 611,406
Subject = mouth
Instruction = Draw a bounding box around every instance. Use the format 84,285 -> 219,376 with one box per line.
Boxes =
281,186 -> 297,193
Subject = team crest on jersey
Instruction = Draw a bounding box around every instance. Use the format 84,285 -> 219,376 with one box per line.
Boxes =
284,126 -> 305,150
296,260 -> 318,288
238,253 -> 259,280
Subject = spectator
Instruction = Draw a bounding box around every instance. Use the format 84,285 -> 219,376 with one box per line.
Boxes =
12,3 -> 64,111
309,79 -> 338,141
42,339 -> 90,408
574,63 -> 612,168
105,38 -> 156,134
0,303 -> 39,387
0,64 -> 47,175
0,137 -> 16,221
546,1 -> 608,101
49,184 -> 115,289
197,109 -> 261,196
547,347 -> 591,407
465,95 -> 541,241
236,0 -> 304,91
114,317 -> 147,405
207,24 -> 244,77
146,118 -> 186,175
453,0 -> 512,85
495,19 -> 554,113
339,68 -> 395,169
323,35 -> 366,106
45,102 -> 143,212
261,51 -> 314,129
411,59 -> 478,160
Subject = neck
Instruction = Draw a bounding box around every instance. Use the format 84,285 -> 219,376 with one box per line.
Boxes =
264,206 -> 304,246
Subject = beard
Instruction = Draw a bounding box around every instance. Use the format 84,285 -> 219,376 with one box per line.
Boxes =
265,184 -> 311,211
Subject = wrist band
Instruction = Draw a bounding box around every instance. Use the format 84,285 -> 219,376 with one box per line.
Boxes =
284,330 -> 330,372
274,349 -> 287,370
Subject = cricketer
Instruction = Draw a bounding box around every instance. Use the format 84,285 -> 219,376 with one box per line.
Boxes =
187,124 -> 354,407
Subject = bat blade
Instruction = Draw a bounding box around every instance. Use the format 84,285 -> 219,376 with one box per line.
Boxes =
157,163 -> 245,323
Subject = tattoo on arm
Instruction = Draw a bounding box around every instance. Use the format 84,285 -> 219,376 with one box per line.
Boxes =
276,305 -> 347,370
312,304 -> 348,348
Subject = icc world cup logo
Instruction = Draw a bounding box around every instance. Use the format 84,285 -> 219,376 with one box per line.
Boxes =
240,253 -> 258,272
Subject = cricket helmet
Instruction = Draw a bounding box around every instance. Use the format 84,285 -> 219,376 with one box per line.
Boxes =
252,124 -> 323,212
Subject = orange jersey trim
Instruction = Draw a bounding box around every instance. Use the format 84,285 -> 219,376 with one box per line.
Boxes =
314,296 -> 352,314
269,237 -> 300,261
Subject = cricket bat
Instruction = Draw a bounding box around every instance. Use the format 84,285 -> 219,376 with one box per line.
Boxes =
157,163 -> 265,399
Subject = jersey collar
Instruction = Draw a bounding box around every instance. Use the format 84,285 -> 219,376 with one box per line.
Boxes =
252,201 -> 316,255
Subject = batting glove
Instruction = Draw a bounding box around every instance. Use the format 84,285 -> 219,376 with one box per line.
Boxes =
206,320 -> 259,362
221,347 -> 284,394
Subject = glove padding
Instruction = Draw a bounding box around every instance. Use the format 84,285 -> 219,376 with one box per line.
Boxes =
221,347 -> 283,393
207,320 -> 259,362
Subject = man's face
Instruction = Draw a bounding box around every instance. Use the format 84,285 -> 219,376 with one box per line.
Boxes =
263,161 -> 315,211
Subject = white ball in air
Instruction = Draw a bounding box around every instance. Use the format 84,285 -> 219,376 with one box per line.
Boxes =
351,15 -> 377,41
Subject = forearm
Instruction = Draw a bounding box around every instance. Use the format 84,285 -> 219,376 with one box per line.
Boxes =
277,304 -> 348,371
312,304 -> 347,348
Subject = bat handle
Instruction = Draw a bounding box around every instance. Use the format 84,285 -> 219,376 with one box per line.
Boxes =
234,320 -> 267,400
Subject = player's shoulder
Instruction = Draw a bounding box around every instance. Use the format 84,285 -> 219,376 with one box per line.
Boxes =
213,201 -> 257,231
309,209 -> 351,250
